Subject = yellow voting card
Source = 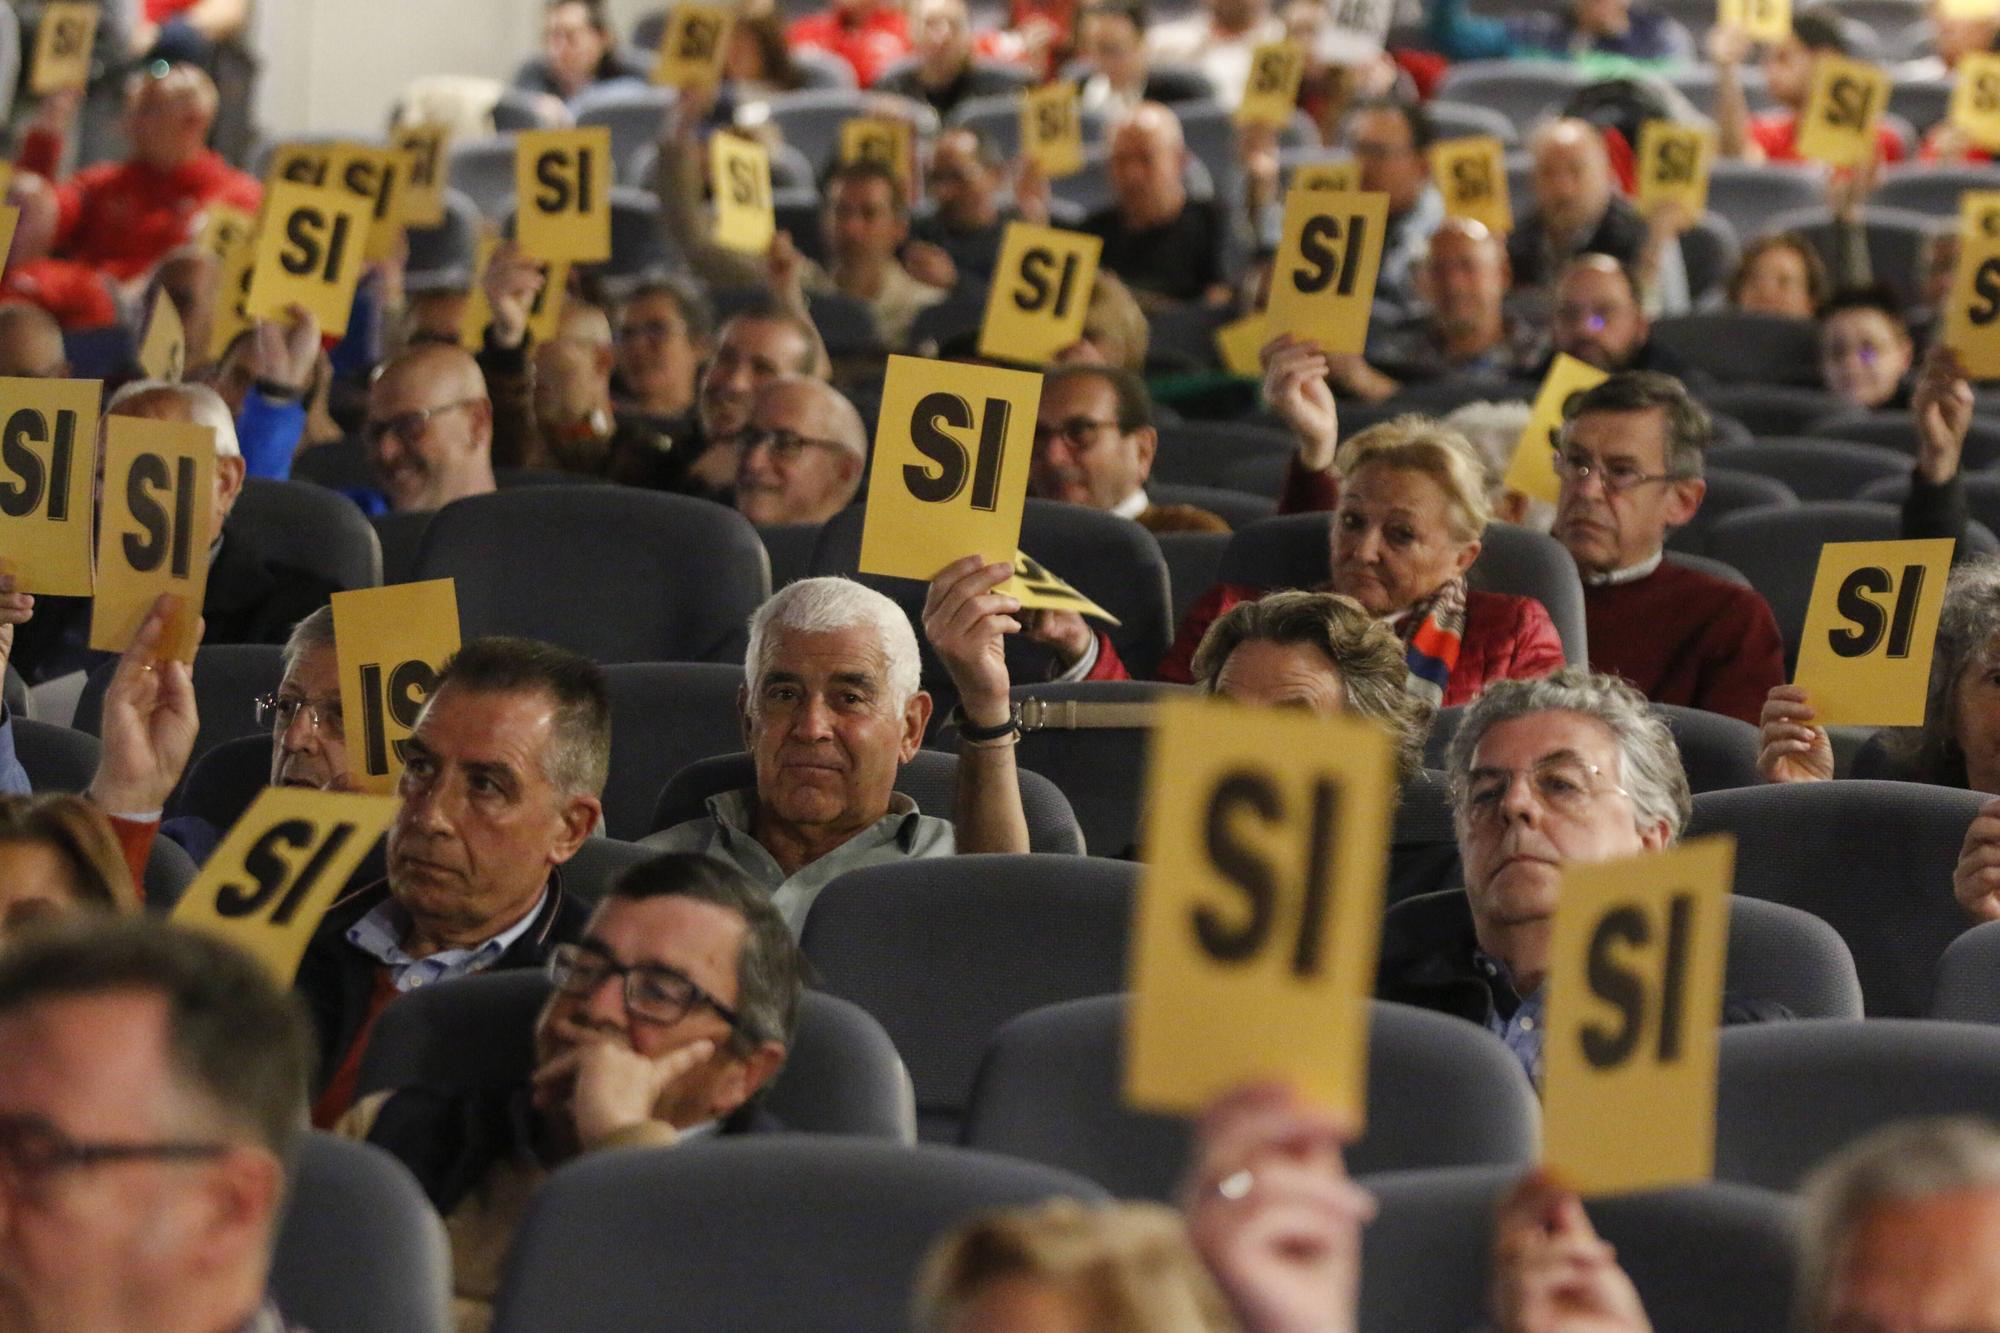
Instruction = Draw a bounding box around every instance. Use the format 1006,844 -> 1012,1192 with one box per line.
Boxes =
1264,188 -> 1389,357
1127,696 -> 1394,1122
138,291 -> 185,383
1718,0 -> 1790,42
1945,211 -> 2000,379
205,223 -> 259,362
172,789 -> 400,984
653,4 -> 734,87
326,144 -> 407,263
1944,0 -> 2000,17
265,141 -> 336,189
1954,54 -> 2000,152
1237,41 -> 1306,129
840,117 -> 914,189
1543,836 -> 1734,1196
90,416 -> 214,663
711,134 -> 775,255
515,127 -> 613,263
1429,136 -> 1512,234
1792,539 -> 1955,727
978,223 -> 1102,367
859,355 -> 1042,581
1797,55 -> 1889,167
393,125 -> 450,228
1294,159 -> 1360,193
30,2 -> 95,94
197,203 -> 257,262
244,181 -> 373,337
1001,550 -> 1120,624
0,207 -> 19,282
523,258 -> 571,345
1635,121 -> 1713,226
458,234 -> 500,351
1215,311 -> 1267,377
0,377 -> 98,596
1022,82 -> 1085,178
332,579 -> 462,794
1506,354 -> 1606,507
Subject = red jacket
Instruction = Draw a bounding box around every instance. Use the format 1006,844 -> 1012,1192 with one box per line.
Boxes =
1090,583 -> 1567,705
786,7 -> 911,87
20,128 -> 262,282
1,258 -> 118,328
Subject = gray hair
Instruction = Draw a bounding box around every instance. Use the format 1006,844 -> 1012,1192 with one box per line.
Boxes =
1444,667 -> 1691,840
1560,370 -> 1710,481
1797,1117 -> 2000,1331
1442,399 -> 1556,532
1899,556 -> 2000,785
281,605 -> 335,679
745,577 -> 922,710
106,379 -> 242,458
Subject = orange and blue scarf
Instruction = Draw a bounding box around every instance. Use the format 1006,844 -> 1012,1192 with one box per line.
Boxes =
1396,578 -> 1467,707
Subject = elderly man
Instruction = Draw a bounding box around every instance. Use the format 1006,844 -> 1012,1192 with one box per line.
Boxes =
666,301 -> 827,504
1342,220 -> 1540,403
344,853 -> 801,1330
1553,371 -> 1783,724
1144,0 -> 1284,108
17,65 -> 260,291
907,128 -> 1014,288
875,0 -> 1021,115
1511,119 -> 1684,312
1542,254 -> 1699,379
0,303 -> 69,378
786,0 -> 911,88
615,277 -> 710,426
360,342 -> 498,515
732,376 -> 868,527
1380,668 -> 1784,1079
296,636 -> 607,1126
1344,98 -> 1444,314
1029,364 -> 1226,532
475,256 -> 674,485
8,381 -> 337,684
0,919 -> 314,1333
1084,103 -> 1229,309
646,577 -> 952,934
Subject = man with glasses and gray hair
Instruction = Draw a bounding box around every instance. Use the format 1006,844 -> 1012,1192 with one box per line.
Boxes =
1378,666 -> 1785,1080
1550,369 -> 1783,724
358,342 -> 497,516
730,376 -> 868,528
345,852 -> 802,1332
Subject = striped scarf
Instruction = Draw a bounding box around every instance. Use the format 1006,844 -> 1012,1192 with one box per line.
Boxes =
1395,577 -> 1468,707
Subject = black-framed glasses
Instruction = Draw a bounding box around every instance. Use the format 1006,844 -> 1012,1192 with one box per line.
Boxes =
0,1112 -> 228,1189
1550,448 -> 1677,495
1032,416 -> 1120,452
547,941 -> 742,1031
254,692 -> 344,740
733,426 -> 850,466
362,398 -> 481,449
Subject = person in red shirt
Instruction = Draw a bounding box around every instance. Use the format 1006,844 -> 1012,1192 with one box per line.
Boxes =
786,0 -> 912,87
16,64 -> 260,303
0,172 -> 119,329
1711,11 -> 1905,167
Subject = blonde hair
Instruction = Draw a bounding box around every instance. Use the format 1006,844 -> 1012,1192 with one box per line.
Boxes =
1081,272 -> 1150,374
1334,414 -> 1493,544
913,1200 -> 1234,1333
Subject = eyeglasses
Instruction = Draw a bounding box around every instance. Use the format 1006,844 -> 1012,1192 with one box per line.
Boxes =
619,319 -> 681,343
254,692 -> 344,739
547,941 -> 742,1031
1464,756 -> 1630,826
734,426 -> 851,466
0,1112 -> 228,1191
362,399 -> 480,449
1032,416 -> 1121,452
1551,449 -> 1678,495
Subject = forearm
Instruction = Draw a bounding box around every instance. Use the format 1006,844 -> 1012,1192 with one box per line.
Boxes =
953,737 -> 1031,854
652,135 -> 766,292
1904,467 -> 1969,544
477,331 -> 541,469
184,0 -> 250,40
1714,66 -> 1752,159
236,391 -> 306,480
1831,216 -> 1873,288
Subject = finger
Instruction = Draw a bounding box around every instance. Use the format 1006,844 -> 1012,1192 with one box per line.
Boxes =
922,554 -> 988,613
652,1037 -> 717,1085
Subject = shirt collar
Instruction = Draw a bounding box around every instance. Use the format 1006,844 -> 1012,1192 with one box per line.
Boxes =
1110,488 -> 1151,520
1582,549 -> 1665,588
346,884 -> 552,985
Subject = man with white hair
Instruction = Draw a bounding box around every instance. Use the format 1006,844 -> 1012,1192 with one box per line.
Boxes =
732,377 -> 869,528
7,381 -> 338,683
645,577 -> 953,935
1378,667 -> 1785,1079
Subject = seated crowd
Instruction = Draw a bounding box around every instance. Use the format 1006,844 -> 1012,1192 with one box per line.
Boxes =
9,0 -> 2000,1326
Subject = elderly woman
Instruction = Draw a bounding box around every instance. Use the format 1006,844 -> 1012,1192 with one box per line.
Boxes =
0,794 -> 140,941
1143,410 -> 1565,704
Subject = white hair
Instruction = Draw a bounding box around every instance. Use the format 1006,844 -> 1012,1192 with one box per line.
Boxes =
745,577 -> 922,709
106,379 -> 241,458
1443,399 -> 1556,533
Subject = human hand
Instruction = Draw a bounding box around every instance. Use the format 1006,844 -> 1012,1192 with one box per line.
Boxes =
1490,1170 -> 1652,1333
1022,609 -> 1093,670
532,1037 -> 716,1149
1705,23 -> 1749,68
903,239 -> 958,290
481,241 -> 545,349
1014,156 -> 1052,226
0,571 -> 32,684
87,595 -> 202,816
1914,343 -> 1975,485
1955,796 -> 2000,922
1756,685 -> 1834,784
1261,333 -> 1339,468
250,304 -> 322,395
923,556 -> 1021,725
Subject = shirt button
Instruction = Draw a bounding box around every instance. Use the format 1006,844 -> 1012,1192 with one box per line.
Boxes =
1520,1016 -> 1534,1030
406,974 -> 426,988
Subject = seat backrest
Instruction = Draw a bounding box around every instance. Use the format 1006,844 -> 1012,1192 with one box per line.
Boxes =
230,478 -> 382,590
413,489 -> 769,663
1933,919 -> 2000,1022
142,832 -> 199,907
404,188 -> 481,287
1705,438 -> 1913,503
572,83 -> 675,181
168,733 -> 270,836
1871,163 -> 2000,218
1145,481 -> 1271,529
14,718 -> 98,792
291,437 -> 374,491
1702,383 -> 1852,436
1423,97 -> 1518,145
1157,529 -> 1233,626
356,970 -> 915,1140
1649,312 -> 1823,389
1665,550 -> 1752,587
650,749 -> 1083,853
1008,680 -> 1186,858
964,995 -> 1536,1200
1433,59 -> 1587,123
1425,701 -> 1762,794
1726,895 -> 1866,1019
1680,211 -> 1741,306
600,663 -> 747,840
756,522 -> 821,589
489,1140 -> 1104,1333
1689,780 -> 1989,1016
1358,1164 -> 1798,1333
445,133 -> 519,218
1764,204 -> 1944,309
1717,1019 -> 2000,1190
1812,409 -> 2000,471
1706,159 -> 1827,244
271,1134 -> 452,1333
1667,467 -> 1797,556
1150,420 -> 1295,490
372,510 -> 431,585
801,854 -> 1134,1140
74,643 -> 284,773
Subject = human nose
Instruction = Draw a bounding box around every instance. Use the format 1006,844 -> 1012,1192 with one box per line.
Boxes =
1349,526 -> 1382,563
579,967 -> 629,1025
788,693 -> 836,740
279,702 -> 320,752
1497,771 -> 1543,824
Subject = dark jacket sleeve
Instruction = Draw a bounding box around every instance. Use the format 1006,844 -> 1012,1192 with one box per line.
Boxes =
1902,468 -> 1970,549
476,330 -> 538,471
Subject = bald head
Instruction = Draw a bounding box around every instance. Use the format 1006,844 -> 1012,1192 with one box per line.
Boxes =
1530,118 -> 1613,238
0,303 -> 66,379
366,344 -> 495,513
734,377 -> 867,525
1108,102 -> 1187,227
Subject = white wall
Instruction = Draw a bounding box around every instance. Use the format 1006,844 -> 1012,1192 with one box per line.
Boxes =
254,0 -> 548,140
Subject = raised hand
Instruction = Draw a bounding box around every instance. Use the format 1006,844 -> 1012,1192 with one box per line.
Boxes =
1756,685 -> 1834,784
1261,333 -> 1340,471
88,595 -> 202,816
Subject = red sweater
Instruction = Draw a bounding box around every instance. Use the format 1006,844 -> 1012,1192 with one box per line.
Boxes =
1096,583 -> 1565,703
20,128 -> 262,281
1583,561 -> 1785,725
786,7 -> 911,86
1,258 -> 119,328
